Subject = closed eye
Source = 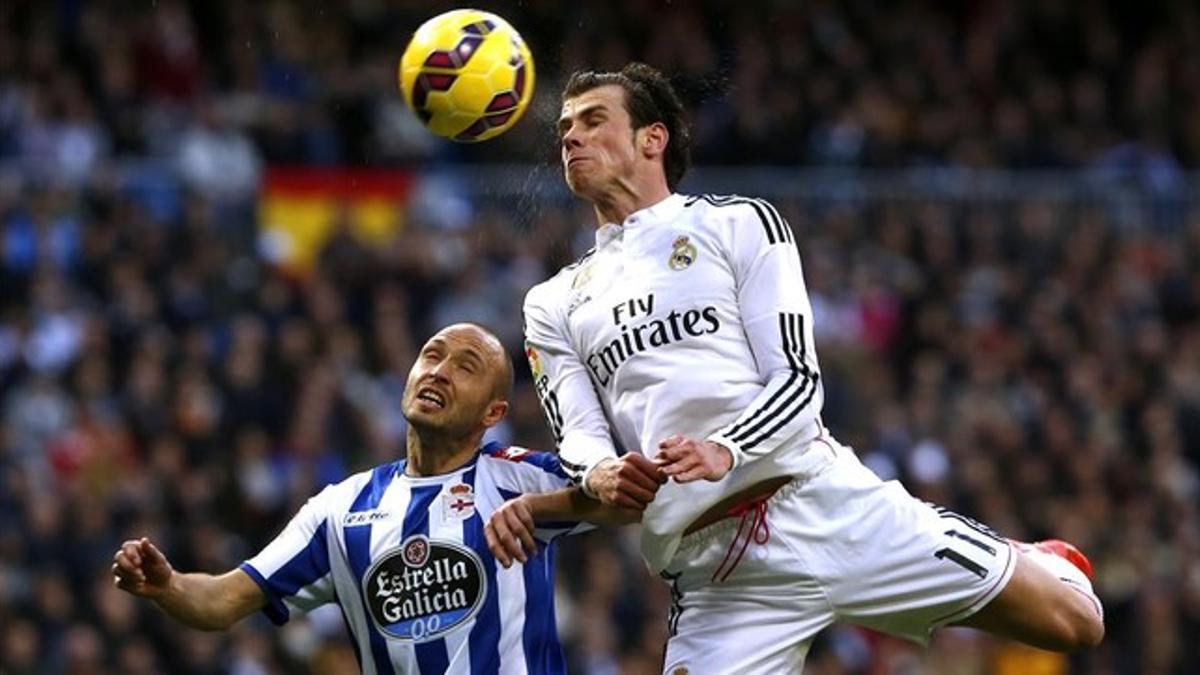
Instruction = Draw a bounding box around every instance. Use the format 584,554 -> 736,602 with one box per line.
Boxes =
558,104 -> 609,141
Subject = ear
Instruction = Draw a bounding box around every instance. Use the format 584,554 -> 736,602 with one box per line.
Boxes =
481,399 -> 509,428
638,122 -> 669,159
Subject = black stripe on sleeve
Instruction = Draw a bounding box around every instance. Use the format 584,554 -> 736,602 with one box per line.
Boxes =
686,194 -> 786,245
722,314 -> 802,440
735,314 -> 819,450
724,313 -> 817,450
536,386 -> 564,446
532,380 -> 589,482
557,455 -> 587,482
741,198 -> 783,245
752,197 -> 794,244
934,508 -> 1006,544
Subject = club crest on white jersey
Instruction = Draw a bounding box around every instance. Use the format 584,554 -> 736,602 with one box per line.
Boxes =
668,235 -> 697,270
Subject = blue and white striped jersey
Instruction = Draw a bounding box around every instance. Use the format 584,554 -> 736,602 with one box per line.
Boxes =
240,441 -> 585,675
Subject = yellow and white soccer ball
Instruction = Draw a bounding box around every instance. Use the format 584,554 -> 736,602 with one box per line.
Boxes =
398,9 -> 535,142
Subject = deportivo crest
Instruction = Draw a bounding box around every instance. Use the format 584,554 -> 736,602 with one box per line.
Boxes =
668,235 -> 697,270
364,535 -> 486,643
442,483 -> 475,520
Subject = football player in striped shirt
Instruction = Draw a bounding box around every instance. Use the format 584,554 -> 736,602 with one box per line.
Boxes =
514,62 -> 1104,673
112,323 -> 638,674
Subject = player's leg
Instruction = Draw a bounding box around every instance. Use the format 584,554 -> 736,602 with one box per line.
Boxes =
953,540 -> 1103,651
659,489 -> 833,675
788,436 -> 1102,652
660,583 -> 820,675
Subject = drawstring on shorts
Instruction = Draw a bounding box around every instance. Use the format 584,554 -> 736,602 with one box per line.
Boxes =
710,495 -> 771,583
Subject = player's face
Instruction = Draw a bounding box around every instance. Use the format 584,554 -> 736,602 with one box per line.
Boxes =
402,325 -> 507,438
558,85 -> 640,200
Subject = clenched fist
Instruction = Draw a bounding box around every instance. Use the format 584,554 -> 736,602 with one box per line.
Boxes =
112,537 -> 174,599
584,454 -> 667,510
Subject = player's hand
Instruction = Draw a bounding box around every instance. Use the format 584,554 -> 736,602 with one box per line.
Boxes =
112,537 -> 174,599
585,455 -> 667,511
656,435 -> 734,483
486,496 -> 538,568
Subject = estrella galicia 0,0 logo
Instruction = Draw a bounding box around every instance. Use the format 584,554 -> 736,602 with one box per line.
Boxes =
364,535 -> 486,642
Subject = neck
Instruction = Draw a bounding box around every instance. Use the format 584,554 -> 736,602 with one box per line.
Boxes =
592,174 -> 671,225
405,427 -> 482,476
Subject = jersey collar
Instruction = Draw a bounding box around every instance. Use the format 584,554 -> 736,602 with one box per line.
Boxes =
595,193 -> 686,247
401,449 -> 482,482
624,193 -> 685,228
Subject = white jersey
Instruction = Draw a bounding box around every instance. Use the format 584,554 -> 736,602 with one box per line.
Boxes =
524,193 -> 826,570
240,442 -> 584,675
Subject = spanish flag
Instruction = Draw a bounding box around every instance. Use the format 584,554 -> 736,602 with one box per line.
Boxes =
258,168 -> 415,275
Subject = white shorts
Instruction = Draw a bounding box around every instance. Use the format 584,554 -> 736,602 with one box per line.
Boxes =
660,437 -> 1016,675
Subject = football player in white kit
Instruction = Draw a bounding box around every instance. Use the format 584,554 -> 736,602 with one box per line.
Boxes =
494,63 -> 1104,673
112,323 -> 637,675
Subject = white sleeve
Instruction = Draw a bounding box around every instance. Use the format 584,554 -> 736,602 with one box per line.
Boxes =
523,284 -> 619,487
239,486 -> 337,625
706,198 -> 824,469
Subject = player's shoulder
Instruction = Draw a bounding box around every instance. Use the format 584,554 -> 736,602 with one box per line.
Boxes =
681,192 -> 793,244
478,441 -> 569,479
524,246 -> 597,309
314,461 -> 404,512
682,192 -> 782,213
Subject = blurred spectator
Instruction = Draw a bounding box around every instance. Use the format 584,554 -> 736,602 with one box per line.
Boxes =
176,101 -> 262,205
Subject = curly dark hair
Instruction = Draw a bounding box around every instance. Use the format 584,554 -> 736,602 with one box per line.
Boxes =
562,62 -> 692,191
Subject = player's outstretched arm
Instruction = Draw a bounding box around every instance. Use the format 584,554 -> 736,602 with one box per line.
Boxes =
112,537 -> 265,631
486,489 -> 641,567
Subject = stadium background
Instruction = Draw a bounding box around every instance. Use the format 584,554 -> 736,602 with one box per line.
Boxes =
1,0 -> 1198,673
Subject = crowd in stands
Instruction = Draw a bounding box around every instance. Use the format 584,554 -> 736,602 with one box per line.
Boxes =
3,0 -> 1200,174
2,1 -> 1198,673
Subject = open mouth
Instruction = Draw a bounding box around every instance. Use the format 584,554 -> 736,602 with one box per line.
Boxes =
415,388 -> 446,409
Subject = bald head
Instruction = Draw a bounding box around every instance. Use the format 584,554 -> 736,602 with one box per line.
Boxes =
402,323 -> 514,442
434,323 -> 513,401
402,323 -> 515,473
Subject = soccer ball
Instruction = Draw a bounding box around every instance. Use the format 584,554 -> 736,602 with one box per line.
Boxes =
398,9 -> 535,142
